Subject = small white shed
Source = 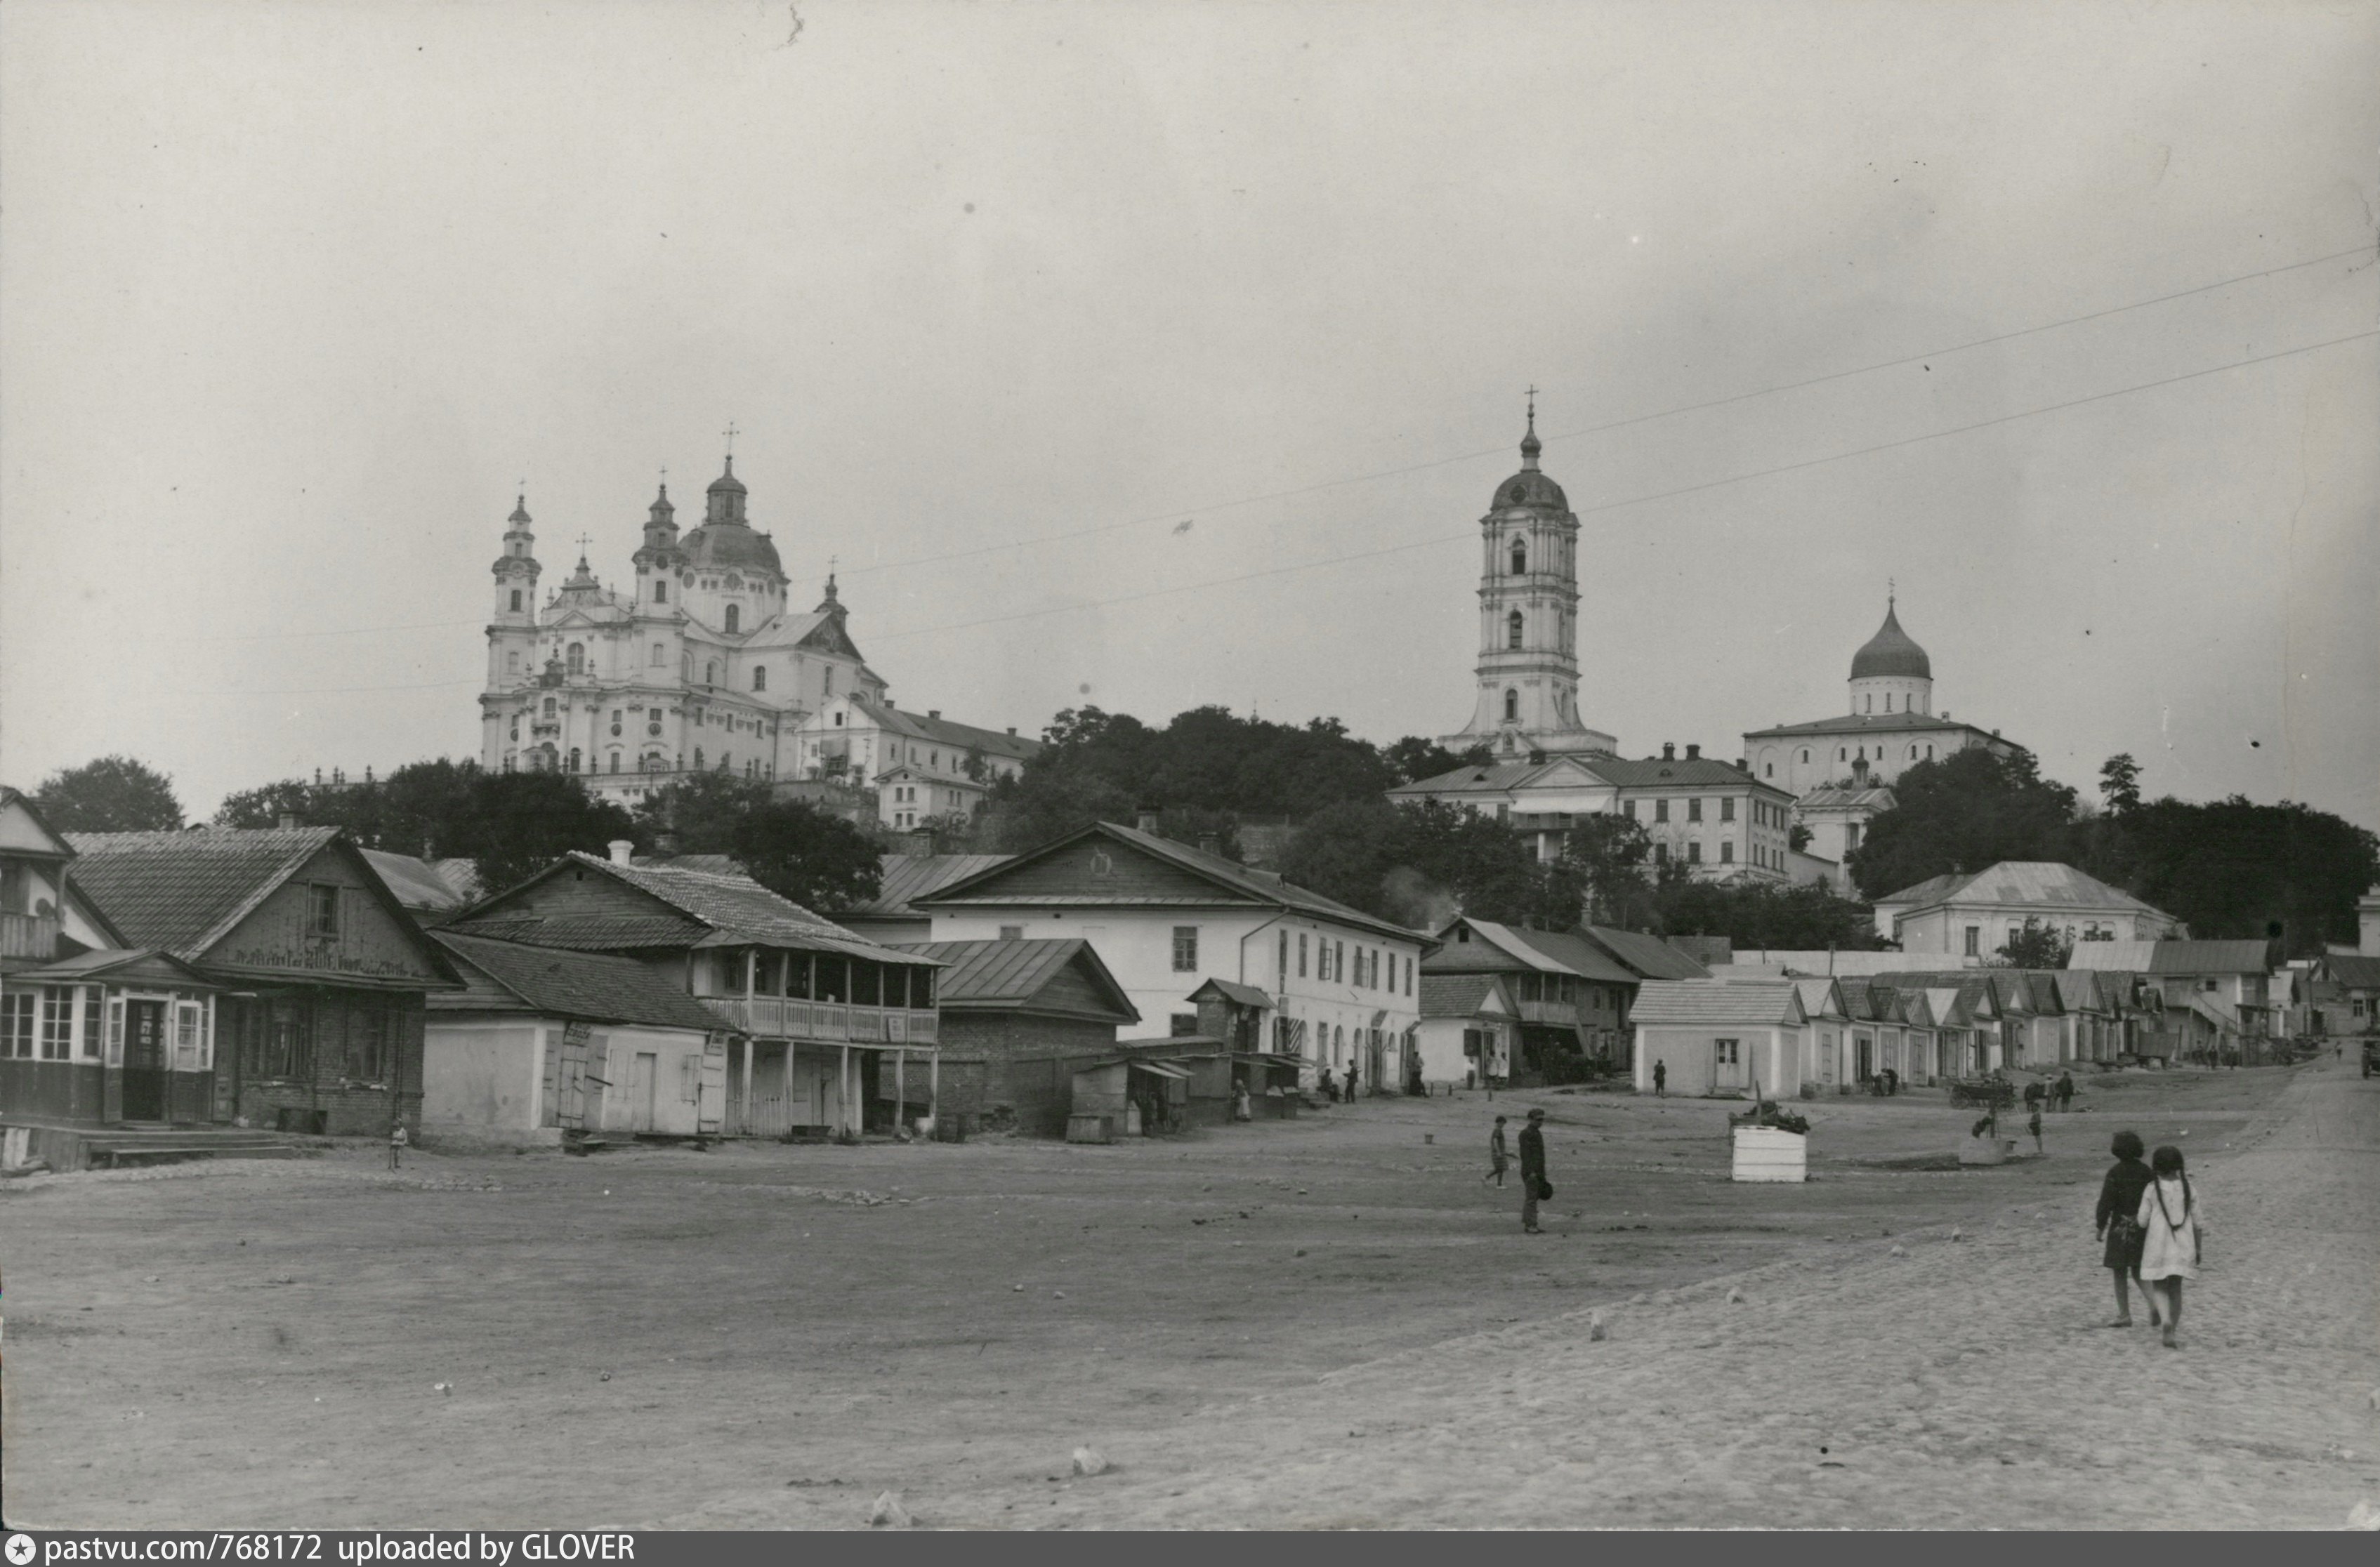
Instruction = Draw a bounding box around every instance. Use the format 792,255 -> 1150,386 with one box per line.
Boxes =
1631,979 -> 1810,1099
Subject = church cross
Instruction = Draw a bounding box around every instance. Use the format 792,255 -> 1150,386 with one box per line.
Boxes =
575,532 -> 594,561
1525,384 -> 1538,421
723,421 -> 739,456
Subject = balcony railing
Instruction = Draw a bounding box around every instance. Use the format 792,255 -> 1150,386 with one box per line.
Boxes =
0,913 -> 60,961
701,996 -> 939,1045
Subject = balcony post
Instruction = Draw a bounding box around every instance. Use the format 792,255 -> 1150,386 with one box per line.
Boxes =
895,1047 -> 906,1135
929,1049 -> 938,1125
739,1036 -> 754,1136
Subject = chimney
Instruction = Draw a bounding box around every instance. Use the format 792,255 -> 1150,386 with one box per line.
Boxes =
1136,804 -> 1160,833
928,710 -> 942,720
1198,831 -> 1221,856
908,828 -> 935,858
1685,743 -> 1700,761
277,813 -> 300,831
1528,748 -> 1547,765
1006,727 -> 1017,736
1661,742 -> 1676,761
608,840 -> 635,866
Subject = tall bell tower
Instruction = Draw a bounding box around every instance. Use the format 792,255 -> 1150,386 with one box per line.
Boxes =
1440,401 -> 1616,759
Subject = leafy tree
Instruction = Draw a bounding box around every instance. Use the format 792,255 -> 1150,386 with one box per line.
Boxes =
729,798 -> 883,913
454,772 -> 638,897
1381,736 -> 1492,786
2099,753 -> 2143,815
1787,823 -> 1813,852
1281,800 -> 1579,930
1993,916 -> 2074,970
2077,795 -> 2377,956
1565,813 -> 1660,928
215,779 -> 319,831
1846,748 -> 2079,900
35,756 -> 183,831
631,773 -> 773,854
1647,877 -> 1886,951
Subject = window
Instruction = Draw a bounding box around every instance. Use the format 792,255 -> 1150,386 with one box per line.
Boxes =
1687,841 -> 1702,864
567,642 -> 585,675
569,748 -> 582,772
1,991 -> 34,1057
1506,610 -> 1524,649
1764,762 -> 1772,777
1279,930 -> 1289,986
1504,689 -> 1518,722
39,986 -> 73,1061
724,604 -> 740,634
1715,1038 -> 1740,1065
609,753 -> 620,773
705,661 -> 718,685
1925,745 -> 1934,759
507,651 -> 521,674
1510,538 -> 1527,574
1845,825 -> 1861,852
1964,926 -> 1980,957
655,580 -> 668,603
1719,842 -> 1735,864
308,884 -> 341,939
81,988 -> 103,1060
1688,799 -> 1702,824
1655,800 -> 1669,824
1623,800 -> 1636,819
2200,978 -> 2218,993
1721,798 -> 1735,822
1865,694 -> 1872,713
1654,842 -> 1669,865
1298,933 -> 1308,977
1886,694 -> 1894,713
753,666 -> 767,692
1406,956 -> 1414,997
1800,749 -> 1809,763
509,589 -> 523,612
1171,1014 -> 1199,1037
542,697 -> 557,719
1172,926 -> 1199,972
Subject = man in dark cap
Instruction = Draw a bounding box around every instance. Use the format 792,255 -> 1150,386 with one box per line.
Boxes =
1518,1107 -> 1549,1234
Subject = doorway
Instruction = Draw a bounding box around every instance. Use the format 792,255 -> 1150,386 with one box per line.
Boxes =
122,1000 -> 167,1121
1713,1036 -> 1745,1092
629,1052 -> 657,1132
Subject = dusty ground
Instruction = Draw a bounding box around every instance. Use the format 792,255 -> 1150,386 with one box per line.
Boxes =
2,1059 -> 2370,1529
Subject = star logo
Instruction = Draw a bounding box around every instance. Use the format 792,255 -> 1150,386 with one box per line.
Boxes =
6,1533 -> 37,1565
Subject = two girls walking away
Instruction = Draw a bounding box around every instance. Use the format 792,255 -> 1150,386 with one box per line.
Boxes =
2096,1132 -> 2204,1348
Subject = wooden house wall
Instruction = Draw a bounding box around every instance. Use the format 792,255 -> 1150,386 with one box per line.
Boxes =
471,864 -> 683,923
931,1012 -> 1122,1135
209,846 -> 452,989
216,990 -> 426,1135
941,836 -> 1247,905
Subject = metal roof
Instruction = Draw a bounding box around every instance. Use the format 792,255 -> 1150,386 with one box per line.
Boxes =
1876,861 -> 2169,918
894,937 -> 1138,1023
1435,919 -> 1639,984
1185,977 -> 1275,1010
2144,940 -> 2274,976
1579,926 -> 1711,980
849,853 -> 1016,917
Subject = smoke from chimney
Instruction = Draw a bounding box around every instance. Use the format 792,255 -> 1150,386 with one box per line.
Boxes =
1381,866 -> 1459,933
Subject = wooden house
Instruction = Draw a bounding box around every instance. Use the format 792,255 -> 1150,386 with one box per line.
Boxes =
425,930 -> 730,1143
913,816 -> 1426,1095
1424,918 -> 1642,1077
890,937 -> 1138,1136
445,845 -> 942,1137
23,826 -> 461,1134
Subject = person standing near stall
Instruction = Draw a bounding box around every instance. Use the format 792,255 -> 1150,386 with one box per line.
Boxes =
1518,1108 -> 1549,1235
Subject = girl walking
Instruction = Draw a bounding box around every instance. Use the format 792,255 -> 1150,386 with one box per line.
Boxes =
2093,1131 -> 2154,1326
2136,1144 -> 2203,1349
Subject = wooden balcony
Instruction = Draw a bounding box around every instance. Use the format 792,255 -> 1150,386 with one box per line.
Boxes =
1518,1000 -> 1580,1027
0,912 -> 60,962
701,996 -> 940,1046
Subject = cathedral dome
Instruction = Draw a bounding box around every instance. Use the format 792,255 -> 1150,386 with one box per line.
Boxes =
681,524 -> 782,575
1850,602 -> 1931,680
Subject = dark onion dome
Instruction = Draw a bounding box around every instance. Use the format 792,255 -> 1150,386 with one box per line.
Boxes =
1490,409 -> 1568,512
681,522 -> 783,575
1850,600 -> 1931,680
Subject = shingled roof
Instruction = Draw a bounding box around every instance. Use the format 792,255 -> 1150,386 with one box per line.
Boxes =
65,827 -> 343,954
430,930 -> 725,1032
1631,978 -> 1808,1028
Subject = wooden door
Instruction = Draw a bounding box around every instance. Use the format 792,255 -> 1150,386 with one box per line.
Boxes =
1713,1037 -> 1745,1091
629,1052 -> 657,1132
122,1001 -> 168,1120
697,1043 -> 725,1135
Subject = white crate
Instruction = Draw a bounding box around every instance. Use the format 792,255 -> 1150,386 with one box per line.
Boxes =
1731,1125 -> 1808,1183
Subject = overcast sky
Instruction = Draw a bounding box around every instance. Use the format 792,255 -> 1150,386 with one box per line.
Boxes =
4,1 -> 2374,831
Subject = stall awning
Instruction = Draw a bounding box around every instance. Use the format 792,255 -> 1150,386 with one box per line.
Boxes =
1129,1059 -> 1192,1080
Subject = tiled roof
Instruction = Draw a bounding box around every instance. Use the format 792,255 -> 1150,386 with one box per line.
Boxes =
1420,973 -> 1514,1017
448,913 -> 709,951
1578,755 -> 1773,791
65,828 -> 341,956
1580,926 -> 1711,981
1796,784 -> 1898,810
849,853 -> 1014,918
1744,713 -> 2021,743
567,853 -> 928,963
430,931 -> 724,1032
1791,977 -> 1849,1018
633,853 -> 745,875
893,938 -> 1136,1021
1631,979 -> 1807,1027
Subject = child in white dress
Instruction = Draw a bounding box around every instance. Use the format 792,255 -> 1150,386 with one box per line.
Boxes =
2136,1144 -> 2202,1349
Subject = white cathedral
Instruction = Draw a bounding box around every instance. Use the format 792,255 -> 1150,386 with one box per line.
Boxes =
477,455 -> 868,805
